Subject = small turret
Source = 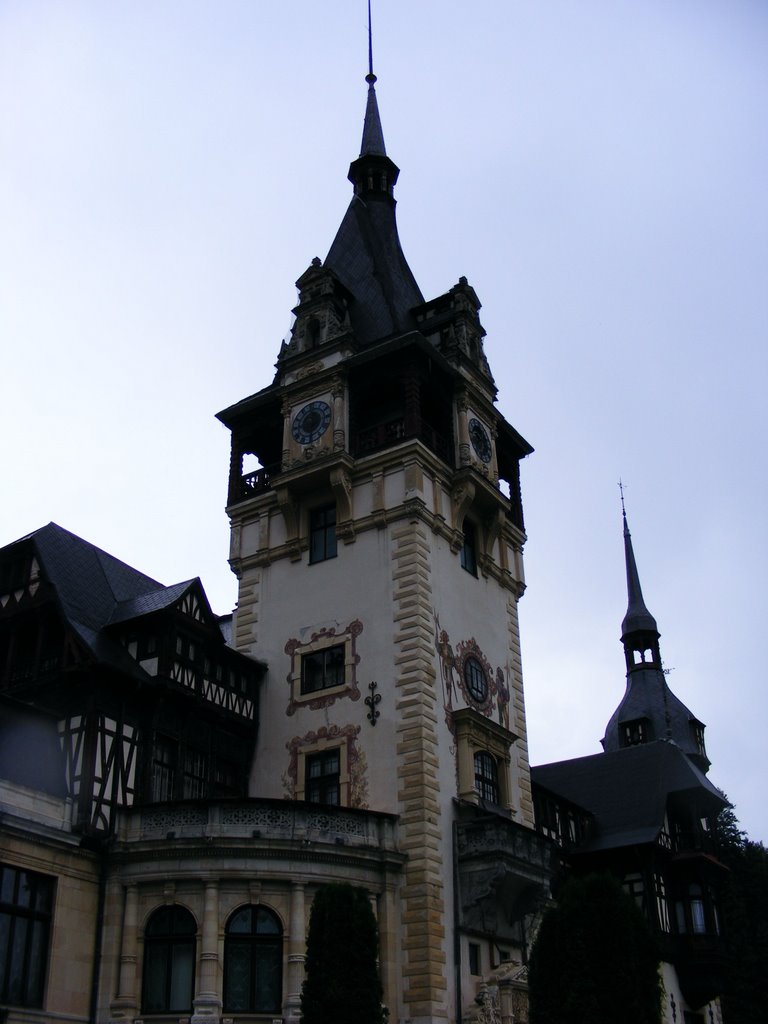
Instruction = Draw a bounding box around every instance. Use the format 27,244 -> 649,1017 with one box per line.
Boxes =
323,51 -> 423,347
602,501 -> 710,772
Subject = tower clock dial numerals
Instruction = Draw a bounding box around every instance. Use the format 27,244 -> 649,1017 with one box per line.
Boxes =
468,418 -> 492,463
291,401 -> 332,445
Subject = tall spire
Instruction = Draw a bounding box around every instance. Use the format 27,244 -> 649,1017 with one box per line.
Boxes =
360,0 -> 386,156
322,6 -> 423,346
621,501 -> 659,640
602,491 -> 710,772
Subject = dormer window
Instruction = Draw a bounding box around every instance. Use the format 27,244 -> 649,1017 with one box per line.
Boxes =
691,721 -> 706,758
621,718 -> 648,747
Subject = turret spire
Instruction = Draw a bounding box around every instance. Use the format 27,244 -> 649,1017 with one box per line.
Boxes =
602,491 -> 710,771
322,7 -> 423,346
359,0 -> 386,157
620,489 -> 658,640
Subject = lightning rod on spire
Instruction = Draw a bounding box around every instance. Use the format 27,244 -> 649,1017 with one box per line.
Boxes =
366,0 -> 376,84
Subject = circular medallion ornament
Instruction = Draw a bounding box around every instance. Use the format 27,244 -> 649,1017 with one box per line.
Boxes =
291,401 -> 332,445
468,418 -> 492,463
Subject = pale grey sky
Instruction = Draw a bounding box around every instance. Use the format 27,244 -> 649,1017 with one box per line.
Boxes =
2,1 -> 766,840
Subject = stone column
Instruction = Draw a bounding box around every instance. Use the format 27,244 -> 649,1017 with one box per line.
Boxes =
191,881 -> 222,1024
284,882 -> 306,1023
332,378 -> 345,451
457,392 -> 471,466
377,884 -> 401,1018
109,883 -> 138,1022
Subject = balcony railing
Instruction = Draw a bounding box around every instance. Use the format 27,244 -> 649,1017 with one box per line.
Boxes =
457,814 -> 555,872
116,798 -> 400,854
239,465 -> 274,499
354,417 -> 452,463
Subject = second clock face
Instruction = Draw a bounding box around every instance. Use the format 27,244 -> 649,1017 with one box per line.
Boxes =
291,401 -> 332,445
468,418 -> 492,463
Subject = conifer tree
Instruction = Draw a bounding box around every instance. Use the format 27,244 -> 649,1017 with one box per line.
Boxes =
714,804 -> 768,1023
528,873 -> 662,1024
301,883 -> 386,1024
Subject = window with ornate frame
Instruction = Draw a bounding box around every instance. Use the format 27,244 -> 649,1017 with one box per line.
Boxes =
223,905 -> 283,1013
141,905 -> 196,1014
0,863 -> 54,1009
286,725 -> 363,807
284,620 -> 362,715
453,708 -> 516,810
301,644 -> 345,694
305,749 -> 341,805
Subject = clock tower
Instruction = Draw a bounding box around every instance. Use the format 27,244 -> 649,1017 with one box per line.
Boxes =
217,66 -> 550,1024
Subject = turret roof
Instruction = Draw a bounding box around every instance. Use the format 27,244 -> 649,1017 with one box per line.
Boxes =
323,72 -> 423,346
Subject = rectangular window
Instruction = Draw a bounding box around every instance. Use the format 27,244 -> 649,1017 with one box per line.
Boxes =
183,748 -> 208,799
473,750 -> 499,804
468,942 -> 481,977
305,750 -> 340,805
0,864 -> 54,1008
309,505 -> 337,564
151,736 -> 177,802
460,521 -> 477,576
301,645 -> 345,694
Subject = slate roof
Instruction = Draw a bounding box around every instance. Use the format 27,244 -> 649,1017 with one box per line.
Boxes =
532,741 -> 727,854
29,522 -> 161,631
602,666 -> 703,759
108,580 -> 198,625
325,197 -> 424,346
323,76 -> 424,347
7,523 -> 230,680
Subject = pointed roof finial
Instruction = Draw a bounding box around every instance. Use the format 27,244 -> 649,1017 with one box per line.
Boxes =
619,482 -> 658,638
359,0 -> 386,156
367,0 -> 375,84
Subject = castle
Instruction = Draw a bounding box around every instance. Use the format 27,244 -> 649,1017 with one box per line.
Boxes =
0,56 -> 727,1024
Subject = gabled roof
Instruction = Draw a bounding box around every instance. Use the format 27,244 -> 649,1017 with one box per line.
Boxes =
3,523 -> 240,680
28,522 -> 161,631
108,579 -> 200,625
532,741 -> 727,854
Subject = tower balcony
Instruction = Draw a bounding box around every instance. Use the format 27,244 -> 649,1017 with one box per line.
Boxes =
353,414 -> 452,463
456,811 -> 556,929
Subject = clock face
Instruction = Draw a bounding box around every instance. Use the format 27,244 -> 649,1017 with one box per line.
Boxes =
468,418 -> 492,463
291,401 -> 332,445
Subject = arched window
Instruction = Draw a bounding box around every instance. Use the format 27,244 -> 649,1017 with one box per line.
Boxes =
474,750 -> 499,804
224,905 -> 283,1013
142,905 -> 196,1014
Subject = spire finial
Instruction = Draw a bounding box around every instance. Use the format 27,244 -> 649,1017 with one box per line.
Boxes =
357,0 -> 386,158
619,488 -> 658,639
366,0 -> 376,84
619,478 -> 630,536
